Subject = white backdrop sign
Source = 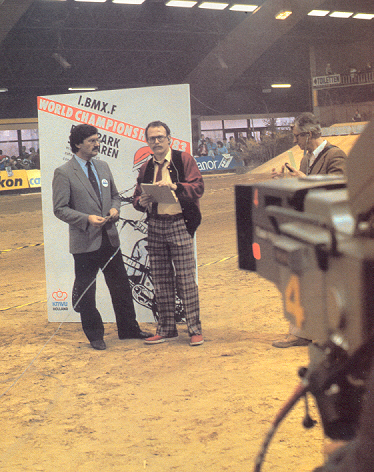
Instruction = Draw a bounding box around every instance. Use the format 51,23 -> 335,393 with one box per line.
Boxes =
38,84 -> 192,322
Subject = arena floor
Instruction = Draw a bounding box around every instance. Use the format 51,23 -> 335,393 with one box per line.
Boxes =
1,172 -> 326,472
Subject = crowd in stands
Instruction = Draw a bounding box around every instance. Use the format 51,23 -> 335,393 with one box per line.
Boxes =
195,126 -> 296,168
196,132 -> 252,164
0,146 -> 40,172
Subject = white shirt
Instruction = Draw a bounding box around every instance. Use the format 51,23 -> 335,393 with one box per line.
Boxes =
74,154 -> 102,197
308,140 -> 327,168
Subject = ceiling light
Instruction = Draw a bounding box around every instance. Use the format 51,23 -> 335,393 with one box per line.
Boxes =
353,13 -> 374,20
74,0 -> 106,2
68,87 -> 98,91
329,11 -> 353,18
275,10 -> 292,20
308,10 -> 329,17
166,0 -> 197,7
229,4 -> 258,12
113,0 -> 146,3
198,2 -> 228,10
271,83 -> 291,88
0,88 -> 8,93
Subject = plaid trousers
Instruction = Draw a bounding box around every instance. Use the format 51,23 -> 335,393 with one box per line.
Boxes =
148,216 -> 201,337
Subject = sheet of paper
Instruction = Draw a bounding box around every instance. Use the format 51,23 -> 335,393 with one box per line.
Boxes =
141,183 -> 178,204
288,150 -> 297,168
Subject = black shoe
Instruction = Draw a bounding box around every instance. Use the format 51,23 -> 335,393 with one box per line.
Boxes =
90,340 -> 106,350
119,330 -> 153,340
272,335 -> 310,348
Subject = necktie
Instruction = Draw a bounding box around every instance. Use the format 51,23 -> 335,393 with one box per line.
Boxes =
86,161 -> 101,201
152,160 -> 164,216
155,160 -> 164,182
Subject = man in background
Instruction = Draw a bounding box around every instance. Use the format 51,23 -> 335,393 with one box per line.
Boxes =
272,112 -> 346,178
271,112 -> 347,348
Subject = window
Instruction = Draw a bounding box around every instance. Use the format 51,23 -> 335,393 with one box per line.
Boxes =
223,119 -> 248,129
201,120 -> 222,130
0,130 -> 19,157
0,129 -> 39,159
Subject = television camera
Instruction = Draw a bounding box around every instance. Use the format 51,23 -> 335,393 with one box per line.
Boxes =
235,121 -> 374,470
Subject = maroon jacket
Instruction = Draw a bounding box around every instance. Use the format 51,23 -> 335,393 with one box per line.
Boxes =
133,149 -> 204,236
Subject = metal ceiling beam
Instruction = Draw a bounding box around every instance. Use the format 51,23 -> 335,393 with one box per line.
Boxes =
0,0 -> 34,48
185,0 -> 327,111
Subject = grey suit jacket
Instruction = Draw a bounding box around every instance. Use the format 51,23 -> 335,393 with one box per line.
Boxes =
52,156 -> 121,254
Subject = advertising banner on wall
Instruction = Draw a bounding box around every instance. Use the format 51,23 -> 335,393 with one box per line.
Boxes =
38,84 -> 192,323
0,169 -> 30,191
0,169 -> 41,192
195,154 -> 242,173
27,169 -> 41,189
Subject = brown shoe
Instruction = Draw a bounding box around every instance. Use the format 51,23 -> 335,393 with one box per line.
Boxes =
272,335 -> 310,348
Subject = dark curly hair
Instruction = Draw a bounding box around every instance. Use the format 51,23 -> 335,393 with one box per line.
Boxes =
69,124 -> 98,153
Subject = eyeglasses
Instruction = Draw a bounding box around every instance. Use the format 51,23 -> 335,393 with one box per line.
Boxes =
147,135 -> 168,144
293,132 -> 308,140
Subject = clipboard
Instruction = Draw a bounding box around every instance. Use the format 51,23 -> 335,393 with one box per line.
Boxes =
141,183 -> 178,204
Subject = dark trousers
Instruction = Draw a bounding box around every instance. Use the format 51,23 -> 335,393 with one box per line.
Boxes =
72,230 -> 140,342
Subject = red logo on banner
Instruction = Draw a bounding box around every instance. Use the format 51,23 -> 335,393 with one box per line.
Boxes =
134,146 -> 152,166
52,289 -> 68,301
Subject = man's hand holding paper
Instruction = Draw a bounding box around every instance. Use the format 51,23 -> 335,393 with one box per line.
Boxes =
154,179 -> 177,191
140,183 -> 178,205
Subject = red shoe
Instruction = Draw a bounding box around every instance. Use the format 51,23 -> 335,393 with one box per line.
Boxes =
144,335 -> 178,345
144,335 -> 166,344
190,334 -> 204,346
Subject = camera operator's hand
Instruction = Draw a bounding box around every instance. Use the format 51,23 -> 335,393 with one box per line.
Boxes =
323,440 -> 348,457
313,440 -> 357,472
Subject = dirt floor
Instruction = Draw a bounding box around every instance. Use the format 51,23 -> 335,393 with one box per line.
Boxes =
0,172 -> 327,472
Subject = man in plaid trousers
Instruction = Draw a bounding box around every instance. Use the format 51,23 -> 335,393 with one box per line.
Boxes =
133,121 -> 204,346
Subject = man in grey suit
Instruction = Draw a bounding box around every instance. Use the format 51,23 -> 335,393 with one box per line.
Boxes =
52,124 -> 151,350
